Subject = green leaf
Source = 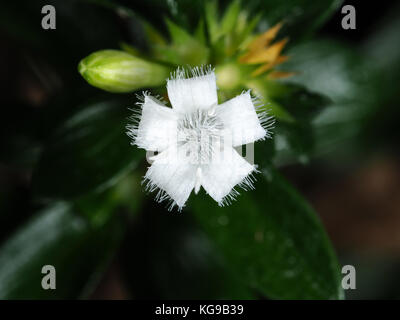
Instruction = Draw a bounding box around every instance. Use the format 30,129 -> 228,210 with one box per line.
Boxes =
194,19 -> 207,45
281,40 -> 376,103
0,201 -> 125,299
220,0 -> 241,37
205,1 -> 257,59
245,80 -> 295,122
270,84 -> 331,165
166,18 -> 198,45
273,121 -> 314,166
246,80 -> 330,165
205,0 -> 220,43
268,83 -> 331,121
32,99 -> 143,199
190,167 -> 343,299
134,0 -> 342,43
140,19 -> 168,46
235,12 -> 262,51
280,40 -> 382,156
151,19 -> 210,66
121,202 -> 252,299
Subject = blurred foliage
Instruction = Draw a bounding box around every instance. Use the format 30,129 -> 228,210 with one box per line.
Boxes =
361,3 -> 400,150
0,201 -> 126,299
122,0 -> 343,43
122,202 -> 253,299
0,0 -> 398,300
279,40 -> 383,159
190,166 -> 343,299
32,98 -> 142,199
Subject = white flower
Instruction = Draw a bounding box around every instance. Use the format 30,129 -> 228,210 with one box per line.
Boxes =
127,66 -> 273,210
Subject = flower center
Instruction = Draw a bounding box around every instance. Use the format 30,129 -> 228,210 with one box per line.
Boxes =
177,109 -> 224,164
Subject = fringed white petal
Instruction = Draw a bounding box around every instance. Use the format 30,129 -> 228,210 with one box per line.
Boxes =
127,94 -> 177,151
143,145 -> 197,210
167,66 -> 218,114
200,147 -> 257,206
216,91 -> 274,147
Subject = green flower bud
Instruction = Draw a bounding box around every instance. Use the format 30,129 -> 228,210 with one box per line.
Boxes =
215,63 -> 243,90
78,50 -> 171,93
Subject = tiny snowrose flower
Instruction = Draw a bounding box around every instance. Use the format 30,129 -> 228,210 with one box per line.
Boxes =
127,66 -> 273,210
